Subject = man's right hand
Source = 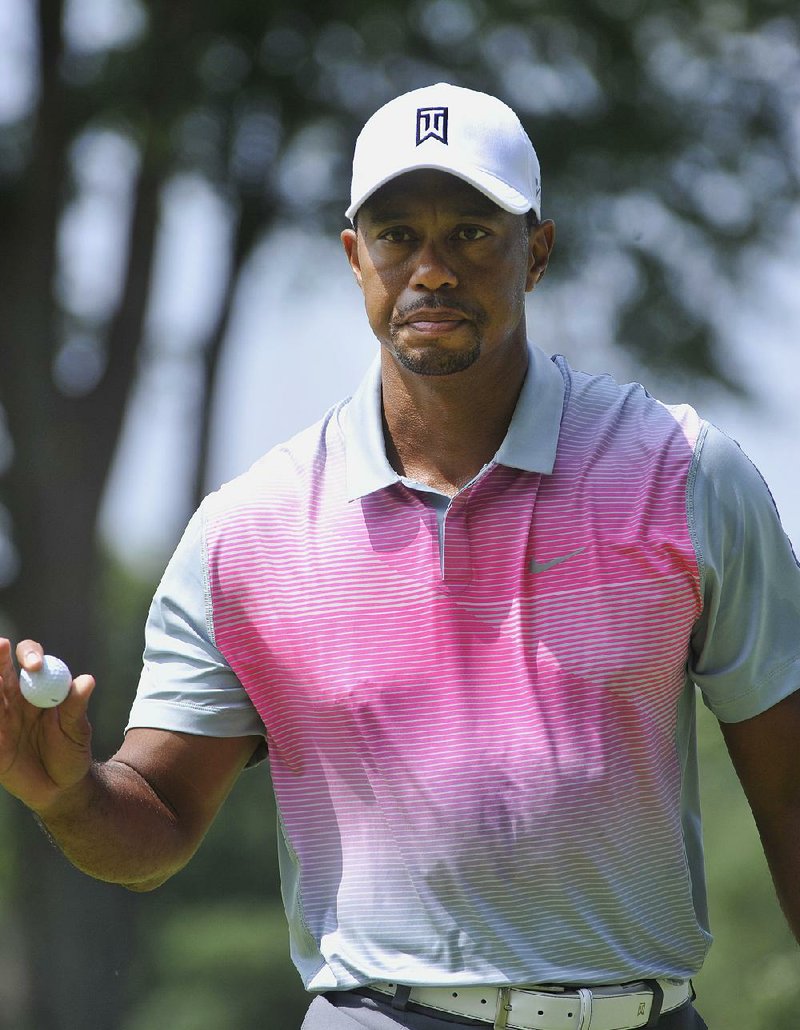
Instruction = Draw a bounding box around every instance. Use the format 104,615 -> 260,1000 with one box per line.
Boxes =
0,638 -> 95,815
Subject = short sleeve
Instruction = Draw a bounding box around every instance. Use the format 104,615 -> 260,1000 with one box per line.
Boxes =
689,423 -> 800,722
126,507 -> 267,745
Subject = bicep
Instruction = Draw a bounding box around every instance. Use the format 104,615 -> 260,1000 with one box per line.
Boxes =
111,728 -> 263,847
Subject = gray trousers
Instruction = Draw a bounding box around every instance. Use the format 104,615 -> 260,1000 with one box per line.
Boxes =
300,992 -> 709,1029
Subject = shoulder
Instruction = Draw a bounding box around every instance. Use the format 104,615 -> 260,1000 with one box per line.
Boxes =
691,421 -> 792,531
690,421 -> 798,566
552,356 -> 704,463
692,422 -> 778,501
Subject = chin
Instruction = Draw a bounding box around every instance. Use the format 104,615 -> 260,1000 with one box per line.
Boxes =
388,334 -> 483,377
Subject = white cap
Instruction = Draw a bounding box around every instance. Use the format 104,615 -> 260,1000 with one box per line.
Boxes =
346,82 -> 542,222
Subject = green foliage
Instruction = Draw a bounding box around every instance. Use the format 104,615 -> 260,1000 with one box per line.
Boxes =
122,901 -> 307,1030
6,1 -> 798,392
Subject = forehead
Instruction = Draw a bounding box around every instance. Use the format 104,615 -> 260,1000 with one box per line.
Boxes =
359,169 -> 505,223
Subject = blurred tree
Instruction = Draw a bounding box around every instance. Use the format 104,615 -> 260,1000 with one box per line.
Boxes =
0,0 -> 798,1026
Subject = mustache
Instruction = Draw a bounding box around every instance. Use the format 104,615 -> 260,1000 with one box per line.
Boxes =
393,295 -> 488,327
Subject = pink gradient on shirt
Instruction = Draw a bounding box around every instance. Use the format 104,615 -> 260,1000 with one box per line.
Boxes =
205,371 -> 705,984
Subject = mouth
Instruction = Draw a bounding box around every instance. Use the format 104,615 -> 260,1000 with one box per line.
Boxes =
395,308 -> 470,335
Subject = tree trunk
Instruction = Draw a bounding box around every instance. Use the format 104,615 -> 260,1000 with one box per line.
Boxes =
0,2 -> 166,1021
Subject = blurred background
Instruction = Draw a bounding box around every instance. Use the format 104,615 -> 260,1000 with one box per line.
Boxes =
1,1 -> 799,1027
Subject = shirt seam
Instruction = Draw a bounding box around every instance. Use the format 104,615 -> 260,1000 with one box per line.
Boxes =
553,354 -> 573,417
200,501 -> 217,649
686,421 -> 710,613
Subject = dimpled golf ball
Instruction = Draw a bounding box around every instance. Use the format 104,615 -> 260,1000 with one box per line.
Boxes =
19,655 -> 72,708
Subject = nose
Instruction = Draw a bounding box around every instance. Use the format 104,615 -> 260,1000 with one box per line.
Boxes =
410,241 -> 458,292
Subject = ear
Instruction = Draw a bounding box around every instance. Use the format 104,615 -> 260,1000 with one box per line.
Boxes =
525,219 -> 556,291
340,227 -> 363,290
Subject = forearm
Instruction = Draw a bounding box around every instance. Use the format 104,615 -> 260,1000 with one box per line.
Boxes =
756,805 -> 800,944
35,759 -> 197,891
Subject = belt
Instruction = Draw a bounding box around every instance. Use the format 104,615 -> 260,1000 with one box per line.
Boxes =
364,978 -> 693,1030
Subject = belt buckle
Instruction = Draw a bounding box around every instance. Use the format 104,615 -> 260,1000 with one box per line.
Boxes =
494,987 -> 512,1030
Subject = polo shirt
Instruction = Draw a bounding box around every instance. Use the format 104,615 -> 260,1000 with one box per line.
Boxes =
128,344 -> 800,992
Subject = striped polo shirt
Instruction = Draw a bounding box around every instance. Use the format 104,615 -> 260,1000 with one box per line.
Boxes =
129,345 -> 800,992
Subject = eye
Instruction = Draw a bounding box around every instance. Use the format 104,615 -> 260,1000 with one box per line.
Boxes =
378,227 -> 415,243
453,225 -> 490,241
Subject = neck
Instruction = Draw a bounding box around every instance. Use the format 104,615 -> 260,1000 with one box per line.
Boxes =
381,340 -> 529,496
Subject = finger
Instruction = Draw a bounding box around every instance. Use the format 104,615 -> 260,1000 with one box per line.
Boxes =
0,638 -> 17,702
15,640 -> 45,672
55,674 -> 95,715
55,675 -> 95,739
0,638 -> 14,676
70,674 -> 96,704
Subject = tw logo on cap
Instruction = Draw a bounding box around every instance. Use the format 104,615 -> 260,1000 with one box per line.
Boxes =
416,106 -> 448,146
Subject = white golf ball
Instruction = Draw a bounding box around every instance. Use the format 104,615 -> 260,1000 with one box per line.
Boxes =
19,655 -> 72,708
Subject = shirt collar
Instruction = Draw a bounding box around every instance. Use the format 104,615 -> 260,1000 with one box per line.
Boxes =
343,343 -> 566,502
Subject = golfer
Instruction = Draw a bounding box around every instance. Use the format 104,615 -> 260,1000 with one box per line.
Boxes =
2,83 -> 799,1030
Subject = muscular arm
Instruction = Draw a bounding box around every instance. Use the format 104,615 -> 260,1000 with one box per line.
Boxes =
37,728 -> 262,891
721,689 -> 800,942
0,637 -> 261,891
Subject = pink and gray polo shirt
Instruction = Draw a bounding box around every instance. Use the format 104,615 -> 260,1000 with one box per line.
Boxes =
128,344 -> 800,992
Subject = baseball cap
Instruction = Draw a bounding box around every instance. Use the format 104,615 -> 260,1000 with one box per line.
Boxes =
346,82 -> 542,222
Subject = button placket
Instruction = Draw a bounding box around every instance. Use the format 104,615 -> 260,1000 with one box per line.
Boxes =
440,491 -> 473,589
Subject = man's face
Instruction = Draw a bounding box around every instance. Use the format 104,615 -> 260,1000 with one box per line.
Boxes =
341,170 -> 554,377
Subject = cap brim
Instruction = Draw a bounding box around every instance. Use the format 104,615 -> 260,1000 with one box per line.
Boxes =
346,159 -> 535,222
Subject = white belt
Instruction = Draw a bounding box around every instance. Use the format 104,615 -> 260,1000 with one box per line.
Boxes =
366,979 -> 692,1030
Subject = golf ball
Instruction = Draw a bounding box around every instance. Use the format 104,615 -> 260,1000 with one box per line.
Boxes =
19,655 -> 72,708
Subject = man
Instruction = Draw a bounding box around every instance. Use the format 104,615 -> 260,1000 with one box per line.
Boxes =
1,83 -> 799,1030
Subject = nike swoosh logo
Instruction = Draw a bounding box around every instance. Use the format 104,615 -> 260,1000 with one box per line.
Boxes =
529,547 -> 586,574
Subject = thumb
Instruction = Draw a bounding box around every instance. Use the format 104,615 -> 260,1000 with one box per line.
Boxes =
71,674 -> 96,702
57,674 -> 96,728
